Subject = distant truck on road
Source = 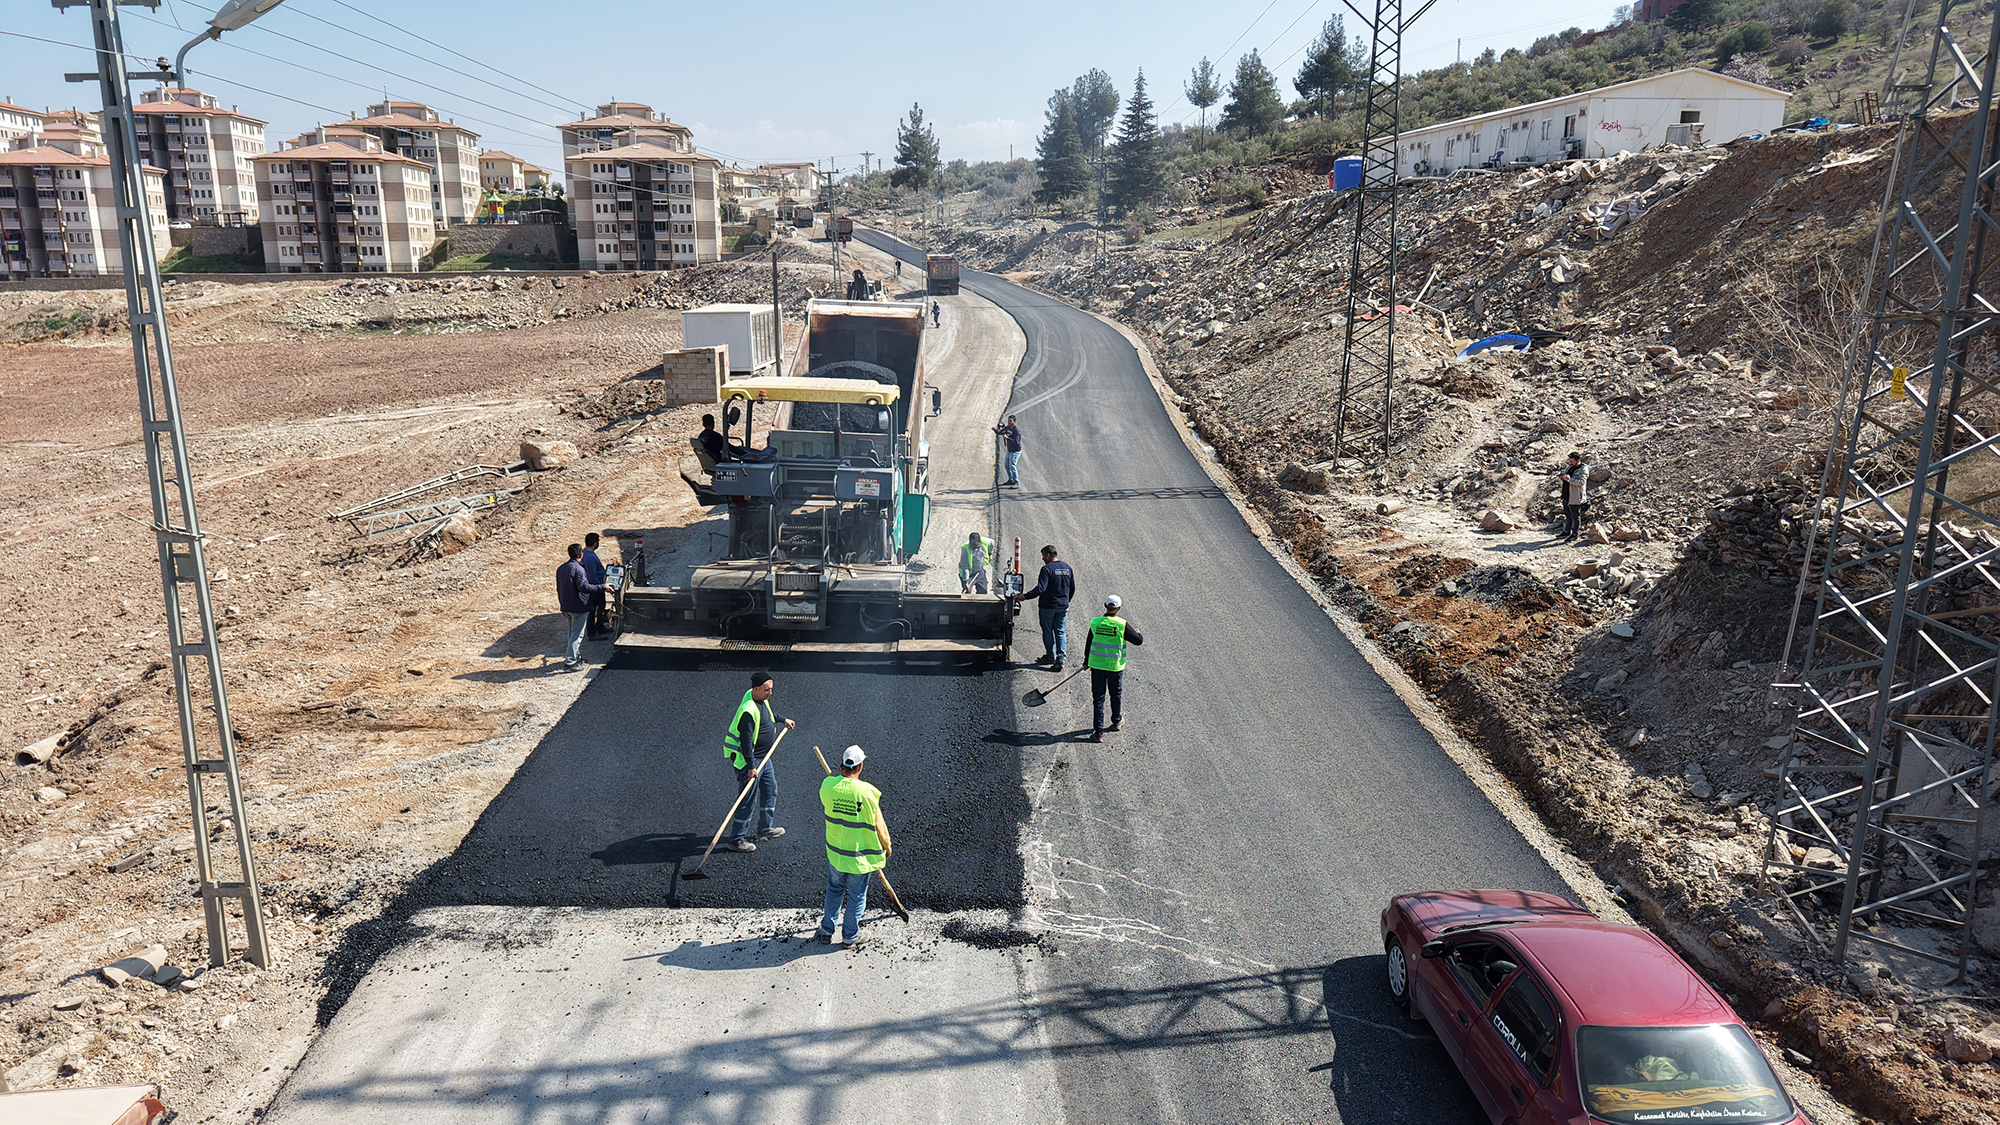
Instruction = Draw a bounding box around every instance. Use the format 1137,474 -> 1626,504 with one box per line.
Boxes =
926,253 -> 960,296
832,216 -> 854,244
791,203 -> 815,228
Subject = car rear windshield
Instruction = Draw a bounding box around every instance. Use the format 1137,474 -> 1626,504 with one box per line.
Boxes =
1577,1025 -> 1793,1125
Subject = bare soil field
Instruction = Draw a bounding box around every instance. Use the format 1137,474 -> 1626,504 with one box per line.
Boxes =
0,247 -> 864,1121
914,123 -> 2000,1125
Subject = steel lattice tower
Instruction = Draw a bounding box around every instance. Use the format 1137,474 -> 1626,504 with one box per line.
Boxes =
1333,0 -> 1435,463
1768,0 -> 2000,980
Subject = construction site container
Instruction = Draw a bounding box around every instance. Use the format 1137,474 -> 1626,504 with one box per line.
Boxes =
682,304 -> 777,377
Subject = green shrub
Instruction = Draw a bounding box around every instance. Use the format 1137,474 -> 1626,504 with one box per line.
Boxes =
1713,20 -> 1774,60
1809,0 -> 1853,39
1212,172 -> 1267,209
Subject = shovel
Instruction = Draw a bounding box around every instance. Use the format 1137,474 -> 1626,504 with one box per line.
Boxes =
683,727 -> 789,880
1022,663 -> 1087,707
812,746 -> 911,922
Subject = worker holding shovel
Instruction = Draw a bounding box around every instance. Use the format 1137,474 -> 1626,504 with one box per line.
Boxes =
720,672 -> 793,853
819,745 -> 892,948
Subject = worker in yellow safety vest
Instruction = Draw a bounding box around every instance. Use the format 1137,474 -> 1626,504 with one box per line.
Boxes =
720,672 -> 794,852
1086,594 -> 1145,742
959,531 -> 991,593
818,744 -> 892,948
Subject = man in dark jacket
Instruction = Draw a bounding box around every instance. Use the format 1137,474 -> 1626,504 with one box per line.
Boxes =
722,671 -> 795,852
581,533 -> 609,639
1018,544 -> 1075,670
993,415 -> 1022,487
555,544 -> 603,670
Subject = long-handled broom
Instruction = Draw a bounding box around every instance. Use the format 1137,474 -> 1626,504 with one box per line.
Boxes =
683,727 -> 789,880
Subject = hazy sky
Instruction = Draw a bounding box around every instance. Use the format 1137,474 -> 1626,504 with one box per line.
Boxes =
5,0 -> 1628,173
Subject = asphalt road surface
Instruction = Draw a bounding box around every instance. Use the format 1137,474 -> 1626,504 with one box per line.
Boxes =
857,229 -> 1573,1122
273,238 -> 1582,1124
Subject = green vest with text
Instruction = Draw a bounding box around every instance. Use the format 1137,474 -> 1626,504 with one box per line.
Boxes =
820,775 -> 885,874
722,690 -> 761,769
1086,615 -> 1129,671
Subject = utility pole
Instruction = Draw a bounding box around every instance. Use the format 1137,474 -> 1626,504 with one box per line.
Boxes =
56,0 -> 283,970
770,246 -> 784,376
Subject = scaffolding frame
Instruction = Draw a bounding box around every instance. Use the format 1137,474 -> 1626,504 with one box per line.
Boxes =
1332,0 -> 1438,463
1768,0 -> 2000,981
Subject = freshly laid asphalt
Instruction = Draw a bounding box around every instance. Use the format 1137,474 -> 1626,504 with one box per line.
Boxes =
271,236 -> 1577,1124
860,229 -> 1571,1123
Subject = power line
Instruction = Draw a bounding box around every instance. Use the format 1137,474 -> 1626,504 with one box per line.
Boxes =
325,0 -> 589,120
281,4 -> 585,121
1155,0 -> 1285,122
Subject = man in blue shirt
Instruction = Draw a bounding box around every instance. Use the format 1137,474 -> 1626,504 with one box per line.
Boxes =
1018,544 -> 1075,670
581,532 -> 609,638
554,544 -> 603,670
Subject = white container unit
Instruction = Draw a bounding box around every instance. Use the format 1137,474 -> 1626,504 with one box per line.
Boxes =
682,303 -> 778,377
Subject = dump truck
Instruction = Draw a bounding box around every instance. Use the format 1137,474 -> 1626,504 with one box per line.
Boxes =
926,253 -> 960,296
831,215 -> 854,244
625,298 -> 1018,656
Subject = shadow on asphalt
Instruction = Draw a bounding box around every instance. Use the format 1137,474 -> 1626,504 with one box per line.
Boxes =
292,957 -> 1481,1121
981,727 -> 1095,747
999,486 -> 1227,503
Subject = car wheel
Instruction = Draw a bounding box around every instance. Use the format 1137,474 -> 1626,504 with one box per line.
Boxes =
1385,937 -> 1411,1013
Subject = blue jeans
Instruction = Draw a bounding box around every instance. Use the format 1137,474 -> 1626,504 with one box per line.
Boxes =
727,758 -> 777,842
563,611 -> 588,666
1039,603 -> 1068,663
1003,449 -> 1021,484
821,864 -> 870,940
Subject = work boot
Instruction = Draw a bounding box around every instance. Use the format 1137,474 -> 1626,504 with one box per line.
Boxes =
721,838 -> 756,853
845,935 -> 868,950
1107,721 -> 1121,732
818,929 -> 836,945
1035,653 -> 1052,665
1049,662 -> 1063,673
757,827 -> 786,840
1087,730 -> 1102,743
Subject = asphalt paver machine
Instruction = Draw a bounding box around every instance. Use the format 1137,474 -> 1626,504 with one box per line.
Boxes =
621,298 -> 1017,656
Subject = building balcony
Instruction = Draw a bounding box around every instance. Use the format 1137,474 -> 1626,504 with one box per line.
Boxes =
164,122 -> 181,133
333,191 -> 352,203
615,164 -> 632,180
617,189 -> 633,202
340,252 -> 358,264
33,174 -> 53,187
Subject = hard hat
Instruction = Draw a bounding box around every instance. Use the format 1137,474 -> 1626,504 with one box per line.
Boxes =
842,745 -> 867,767
1104,593 -> 1122,608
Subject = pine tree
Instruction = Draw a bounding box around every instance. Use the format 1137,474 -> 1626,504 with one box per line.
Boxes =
1185,57 -> 1221,135
1293,14 -> 1356,117
1109,70 -> 1164,215
1219,51 -> 1286,137
1034,91 -> 1089,207
890,103 -> 940,191
1071,68 -> 1122,154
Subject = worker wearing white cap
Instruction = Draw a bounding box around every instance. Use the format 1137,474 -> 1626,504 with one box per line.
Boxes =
1085,594 -> 1145,742
818,744 -> 892,947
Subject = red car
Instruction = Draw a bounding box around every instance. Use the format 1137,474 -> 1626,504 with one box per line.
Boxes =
1380,890 -> 1805,1125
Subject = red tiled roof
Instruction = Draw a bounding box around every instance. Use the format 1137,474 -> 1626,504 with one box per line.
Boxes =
252,139 -> 430,168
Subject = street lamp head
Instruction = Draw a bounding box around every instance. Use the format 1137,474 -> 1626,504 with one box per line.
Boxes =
208,0 -> 283,31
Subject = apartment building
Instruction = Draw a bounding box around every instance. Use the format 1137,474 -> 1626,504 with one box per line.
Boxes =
313,100 -> 480,225
523,162 -> 552,191
251,136 -> 437,273
559,102 -> 694,162
477,150 -> 528,192
1,145 -> 171,278
130,87 -> 267,224
567,144 -> 721,269
759,161 -> 825,199
0,99 -> 46,151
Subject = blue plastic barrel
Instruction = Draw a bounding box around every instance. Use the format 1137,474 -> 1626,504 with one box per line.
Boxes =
1332,155 -> 1363,191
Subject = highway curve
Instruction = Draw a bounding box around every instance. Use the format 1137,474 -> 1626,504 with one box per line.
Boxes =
860,228 -> 1572,1122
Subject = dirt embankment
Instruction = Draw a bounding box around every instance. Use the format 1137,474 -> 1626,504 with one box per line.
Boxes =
0,247 -> 859,1119
926,126 -> 2000,1125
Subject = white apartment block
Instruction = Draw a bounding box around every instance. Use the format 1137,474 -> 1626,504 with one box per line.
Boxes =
0,99 -> 46,151
559,101 -> 694,162
253,137 -> 437,273
478,150 -> 527,192
567,145 -> 721,269
131,87 -> 267,224
312,101 -> 481,226
0,146 -> 170,278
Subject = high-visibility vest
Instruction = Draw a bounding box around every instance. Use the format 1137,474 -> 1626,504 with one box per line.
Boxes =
959,540 -> 987,578
820,775 -> 886,874
1086,615 -> 1129,671
722,690 -> 761,769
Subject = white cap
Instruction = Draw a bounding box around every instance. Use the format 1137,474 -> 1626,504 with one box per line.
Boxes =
842,744 -> 867,768
1104,593 -> 1122,608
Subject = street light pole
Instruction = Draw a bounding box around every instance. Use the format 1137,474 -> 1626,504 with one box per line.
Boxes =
56,0 -> 283,970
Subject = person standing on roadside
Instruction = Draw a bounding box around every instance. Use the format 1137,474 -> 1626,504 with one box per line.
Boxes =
1559,451 -> 1592,541
931,301 -> 941,328
555,544 -> 603,671
959,531 -> 991,594
1086,594 -> 1144,742
721,672 -> 794,852
581,532 -> 609,639
818,744 -> 891,948
1018,544 -> 1074,670
993,414 -> 1023,488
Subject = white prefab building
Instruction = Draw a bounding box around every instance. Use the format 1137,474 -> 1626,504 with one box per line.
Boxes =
682,303 -> 777,376
1396,68 -> 1789,177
